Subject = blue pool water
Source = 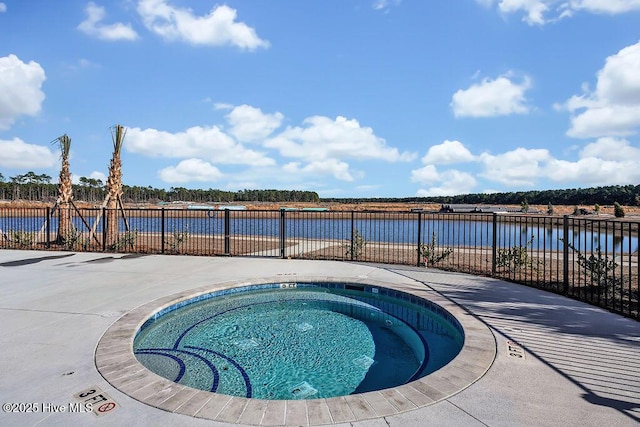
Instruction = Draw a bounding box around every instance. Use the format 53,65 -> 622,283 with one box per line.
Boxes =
133,283 -> 464,400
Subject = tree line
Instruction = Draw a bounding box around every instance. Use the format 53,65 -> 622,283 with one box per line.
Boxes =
1,171 -> 638,206
325,184 -> 640,206
0,171 -> 319,203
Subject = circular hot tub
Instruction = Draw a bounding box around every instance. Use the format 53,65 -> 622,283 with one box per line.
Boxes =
95,276 -> 495,425
132,283 -> 464,400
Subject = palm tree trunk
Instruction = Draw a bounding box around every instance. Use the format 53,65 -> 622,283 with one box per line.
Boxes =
106,125 -> 125,248
55,135 -> 74,244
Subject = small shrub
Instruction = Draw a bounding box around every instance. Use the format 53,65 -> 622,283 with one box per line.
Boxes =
614,202 -> 625,218
345,229 -> 367,260
418,232 -> 453,267
594,204 -> 600,215
496,235 -> 537,271
110,229 -> 138,251
62,227 -> 82,250
547,202 -> 554,215
565,240 -> 618,288
165,225 -> 190,254
521,199 -> 529,213
11,230 -> 35,248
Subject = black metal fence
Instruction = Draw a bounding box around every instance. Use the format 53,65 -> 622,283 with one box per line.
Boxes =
1,207 -> 638,320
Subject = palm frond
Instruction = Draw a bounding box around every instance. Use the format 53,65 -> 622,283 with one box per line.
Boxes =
110,124 -> 126,154
51,134 -> 71,158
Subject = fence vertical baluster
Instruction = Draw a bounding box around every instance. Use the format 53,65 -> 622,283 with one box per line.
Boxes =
280,209 -> 286,259
45,207 -> 51,249
350,211 -> 355,262
605,220 -> 610,309
636,226 -> 639,320
101,207 -> 106,252
491,213 -> 497,275
416,211 -> 422,266
161,208 -> 165,254
562,215 -> 569,295
224,209 -> 230,255
627,222 -> 632,317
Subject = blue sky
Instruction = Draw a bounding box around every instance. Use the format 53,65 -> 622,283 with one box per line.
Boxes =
1,1 -> 639,198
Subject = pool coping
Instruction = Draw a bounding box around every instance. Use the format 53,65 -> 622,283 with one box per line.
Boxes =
95,276 -> 496,426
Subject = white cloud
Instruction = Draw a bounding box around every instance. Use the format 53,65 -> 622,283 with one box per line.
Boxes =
283,159 -> 354,182
479,147 -> 551,186
89,171 -> 107,183
266,115 -> 416,162
413,167 -> 477,197
564,41 -> 640,138
64,58 -> 100,74
126,125 -> 275,166
579,136 -> 640,161
411,154 -> 477,195
124,104 -> 414,185
411,164 -> 439,184
568,0 -> 640,14
545,157 -> 640,185
507,0 -> 551,24
413,136 -> 640,194
451,75 -> 532,118
78,2 -> 139,41
214,102 -> 234,110
159,158 -> 223,183
421,140 -> 476,164
372,0 -> 402,11
545,137 -> 640,184
0,138 -> 56,169
225,104 -> 283,142
263,113 -> 414,183
137,0 -> 269,50
0,55 -> 46,130
477,0 -> 640,25
0,3 -> 6,13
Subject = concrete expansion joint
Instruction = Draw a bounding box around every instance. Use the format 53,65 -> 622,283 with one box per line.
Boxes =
445,399 -> 489,426
0,306 -> 106,317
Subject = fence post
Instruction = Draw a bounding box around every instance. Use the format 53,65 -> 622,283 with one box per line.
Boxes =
160,208 -> 165,254
350,211 -> 355,261
491,213 -> 497,275
102,207 -> 107,252
45,207 -> 51,249
416,211 -> 422,266
224,209 -> 230,255
563,215 -> 569,294
280,209 -> 286,259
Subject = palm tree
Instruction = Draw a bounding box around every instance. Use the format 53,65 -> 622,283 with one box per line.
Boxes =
55,134 -> 74,243
106,125 -> 126,246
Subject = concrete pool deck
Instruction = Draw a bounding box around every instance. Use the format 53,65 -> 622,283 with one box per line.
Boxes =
0,250 -> 638,426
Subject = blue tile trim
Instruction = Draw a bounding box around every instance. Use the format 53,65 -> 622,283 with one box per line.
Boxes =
184,345 -> 252,398
134,347 -> 221,393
